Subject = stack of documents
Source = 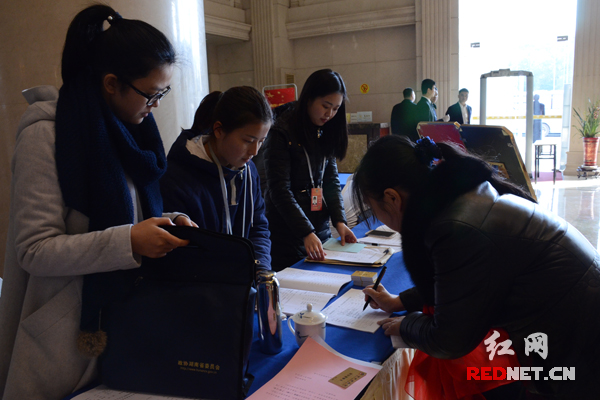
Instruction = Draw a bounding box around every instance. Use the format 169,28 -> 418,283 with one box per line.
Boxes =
276,267 -> 351,316
305,238 -> 394,267
247,336 -> 381,400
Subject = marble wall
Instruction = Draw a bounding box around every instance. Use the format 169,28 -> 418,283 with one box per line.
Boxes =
0,0 -> 209,277
293,26 -> 417,124
208,40 -> 255,90
206,0 -> 420,125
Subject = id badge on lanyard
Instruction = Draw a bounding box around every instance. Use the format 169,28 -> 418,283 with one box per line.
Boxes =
311,187 -> 323,211
304,148 -> 326,212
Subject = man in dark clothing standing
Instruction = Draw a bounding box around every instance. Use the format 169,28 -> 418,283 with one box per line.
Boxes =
390,87 -> 418,141
446,88 -> 472,124
416,79 -> 438,123
533,94 -> 545,142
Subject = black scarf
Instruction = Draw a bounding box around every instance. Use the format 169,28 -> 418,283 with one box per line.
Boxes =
400,157 -> 492,305
55,71 -> 167,337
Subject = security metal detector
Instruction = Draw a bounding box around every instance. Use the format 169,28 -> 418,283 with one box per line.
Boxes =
480,69 -> 534,173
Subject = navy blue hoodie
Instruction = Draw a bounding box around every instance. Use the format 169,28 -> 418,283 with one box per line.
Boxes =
161,129 -> 271,270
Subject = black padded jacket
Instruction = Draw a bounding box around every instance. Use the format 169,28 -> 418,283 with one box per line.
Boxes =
398,180 -> 600,397
263,108 -> 346,270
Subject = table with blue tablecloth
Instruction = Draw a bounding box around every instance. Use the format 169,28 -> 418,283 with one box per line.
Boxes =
247,220 -> 414,395
65,221 -> 414,400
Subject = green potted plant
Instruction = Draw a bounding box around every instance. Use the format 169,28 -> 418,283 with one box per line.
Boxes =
573,99 -> 600,167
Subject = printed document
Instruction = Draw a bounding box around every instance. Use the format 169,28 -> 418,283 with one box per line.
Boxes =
317,246 -> 393,266
276,267 -> 350,295
279,288 -> 334,316
322,289 -> 390,333
247,336 -> 381,400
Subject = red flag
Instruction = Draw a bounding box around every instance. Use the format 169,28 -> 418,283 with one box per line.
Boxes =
264,88 -> 296,108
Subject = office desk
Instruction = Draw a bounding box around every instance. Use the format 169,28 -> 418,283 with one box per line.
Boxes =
247,221 -> 414,395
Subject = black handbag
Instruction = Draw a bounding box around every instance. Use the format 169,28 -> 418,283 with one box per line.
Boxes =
100,226 -> 258,400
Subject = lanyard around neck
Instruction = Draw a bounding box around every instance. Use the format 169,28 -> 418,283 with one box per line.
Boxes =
208,142 -> 233,235
303,147 -> 326,189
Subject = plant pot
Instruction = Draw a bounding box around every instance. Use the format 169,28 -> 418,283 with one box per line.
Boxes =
583,137 -> 600,166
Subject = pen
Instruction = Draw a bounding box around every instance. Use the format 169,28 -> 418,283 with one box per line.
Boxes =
363,265 -> 387,311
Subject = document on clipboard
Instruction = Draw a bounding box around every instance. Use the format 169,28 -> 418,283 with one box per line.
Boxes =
305,245 -> 394,267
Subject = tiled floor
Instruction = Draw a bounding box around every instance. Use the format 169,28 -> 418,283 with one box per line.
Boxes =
533,175 -> 600,249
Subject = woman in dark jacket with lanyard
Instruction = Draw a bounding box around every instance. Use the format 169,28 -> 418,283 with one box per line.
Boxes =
357,135 -> 600,399
161,87 -> 273,271
263,69 -> 356,271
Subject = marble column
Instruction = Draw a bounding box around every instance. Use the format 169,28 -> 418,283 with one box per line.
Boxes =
565,0 -> 600,175
251,0 -> 277,91
415,0 -> 458,117
0,0 -> 209,277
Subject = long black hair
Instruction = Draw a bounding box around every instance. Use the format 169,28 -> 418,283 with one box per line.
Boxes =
191,86 -> 273,135
353,135 -> 535,304
61,4 -> 176,85
353,135 -> 535,225
288,69 -> 349,159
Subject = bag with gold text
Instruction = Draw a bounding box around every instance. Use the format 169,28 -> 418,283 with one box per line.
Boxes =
100,226 -> 258,400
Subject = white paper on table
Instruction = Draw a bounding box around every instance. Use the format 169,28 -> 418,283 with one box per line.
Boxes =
322,246 -> 392,265
279,288 -> 334,316
358,225 -> 402,249
322,289 -> 390,333
357,234 -> 402,249
247,336 -> 381,400
71,385 -> 198,399
276,267 -> 351,295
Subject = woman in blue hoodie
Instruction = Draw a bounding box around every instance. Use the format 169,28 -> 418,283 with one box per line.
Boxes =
161,87 -> 273,271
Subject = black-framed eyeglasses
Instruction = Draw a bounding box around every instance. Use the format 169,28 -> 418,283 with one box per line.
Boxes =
125,81 -> 171,106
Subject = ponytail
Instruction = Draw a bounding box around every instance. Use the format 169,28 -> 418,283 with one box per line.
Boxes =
191,91 -> 223,133
191,87 -> 273,135
61,5 -> 175,85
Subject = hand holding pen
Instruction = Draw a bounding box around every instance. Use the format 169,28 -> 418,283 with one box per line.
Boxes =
363,266 -> 387,311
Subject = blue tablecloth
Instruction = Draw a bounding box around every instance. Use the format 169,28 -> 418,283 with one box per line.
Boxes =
247,221 -> 414,395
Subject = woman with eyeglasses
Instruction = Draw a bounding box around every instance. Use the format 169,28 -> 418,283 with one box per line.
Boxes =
160,87 -> 273,273
0,5 -> 195,399
263,69 -> 357,271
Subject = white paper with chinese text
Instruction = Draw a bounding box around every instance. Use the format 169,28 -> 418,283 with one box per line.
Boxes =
322,289 -> 390,333
279,287 -> 334,316
247,336 -> 381,400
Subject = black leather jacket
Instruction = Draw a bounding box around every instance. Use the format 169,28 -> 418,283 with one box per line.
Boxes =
263,109 -> 346,269
399,181 -> 600,397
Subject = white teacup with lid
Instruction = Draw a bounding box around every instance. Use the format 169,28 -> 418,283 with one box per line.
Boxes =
287,303 -> 327,346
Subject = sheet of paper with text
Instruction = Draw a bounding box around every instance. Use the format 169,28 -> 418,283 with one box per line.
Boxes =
322,289 -> 390,333
247,336 -> 381,400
